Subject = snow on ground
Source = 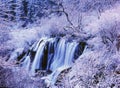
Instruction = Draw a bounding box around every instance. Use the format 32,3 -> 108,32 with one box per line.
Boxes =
62,4 -> 120,88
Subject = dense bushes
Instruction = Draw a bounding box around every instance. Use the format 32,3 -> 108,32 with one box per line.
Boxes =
100,22 -> 120,51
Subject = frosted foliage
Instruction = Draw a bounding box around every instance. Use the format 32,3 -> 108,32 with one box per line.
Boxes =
63,4 -> 120,88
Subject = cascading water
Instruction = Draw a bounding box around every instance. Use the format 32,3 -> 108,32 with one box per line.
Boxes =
50,38 -> 66,71
21,55 -> 31,71
9,37 -> 86,86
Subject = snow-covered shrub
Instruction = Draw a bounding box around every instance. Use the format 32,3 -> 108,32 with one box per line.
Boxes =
100,22 -> 120,52
59,3 -> 120,88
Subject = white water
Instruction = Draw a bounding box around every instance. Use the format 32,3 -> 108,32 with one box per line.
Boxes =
50,38 -> 66,71
21,56 -> 31,71
10,37 -> 85,86
64,42 -> 78,66
31,39 -> 48,75
46,38 -> 56,70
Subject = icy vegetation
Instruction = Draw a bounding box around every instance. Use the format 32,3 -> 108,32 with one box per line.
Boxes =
62,4 -> 120,88
0,0 -> 120,88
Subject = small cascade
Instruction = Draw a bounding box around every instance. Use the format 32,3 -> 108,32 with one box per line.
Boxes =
31,38 -> 48,75
50,38 -> 66,71
9,37 -> 86,86
21,56 -> 31,71
64,42 -> 78,66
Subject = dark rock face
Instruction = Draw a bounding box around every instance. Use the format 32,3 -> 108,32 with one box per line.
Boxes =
74,42 -> 86,60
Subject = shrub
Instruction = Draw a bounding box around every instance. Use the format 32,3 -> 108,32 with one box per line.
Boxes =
100,22 -> 120,51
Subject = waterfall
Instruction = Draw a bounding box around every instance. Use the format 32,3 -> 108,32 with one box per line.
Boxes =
9,37 -> 86,86
64,42 -> 78,66
50,38 -> 66,71
21,56 -> 31,71
31,38 -> 48,75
